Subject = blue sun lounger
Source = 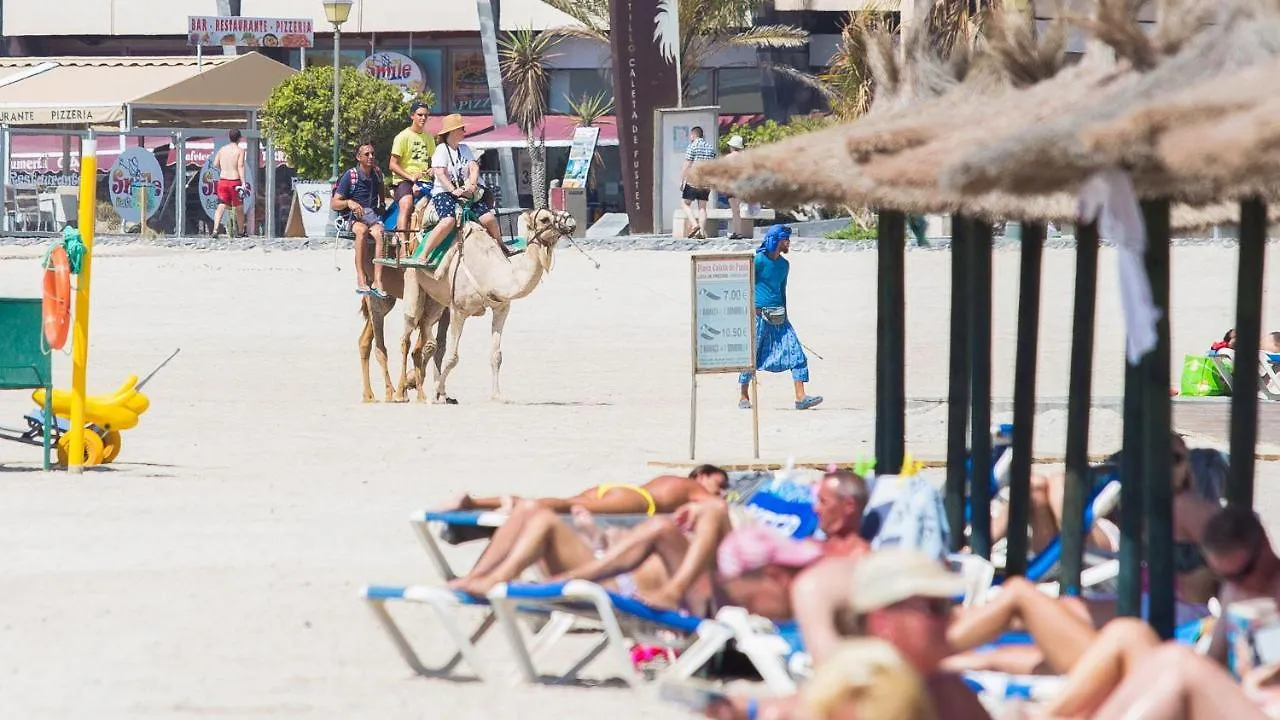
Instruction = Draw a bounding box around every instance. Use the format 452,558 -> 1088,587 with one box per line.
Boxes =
486,580 -> 739,687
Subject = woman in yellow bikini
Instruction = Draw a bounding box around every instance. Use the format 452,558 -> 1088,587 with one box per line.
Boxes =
438,464 -> 729,516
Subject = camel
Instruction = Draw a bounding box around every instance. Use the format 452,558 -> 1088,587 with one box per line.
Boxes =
356,252 -> 450,403
396,206 -> 577,403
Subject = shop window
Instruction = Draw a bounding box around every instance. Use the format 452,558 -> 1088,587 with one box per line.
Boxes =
715,68 -> 764,114
685,69 -> 714,106
549,69 -> 613,114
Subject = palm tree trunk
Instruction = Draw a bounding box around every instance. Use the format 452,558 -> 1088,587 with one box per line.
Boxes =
528,129 -> 548,211
476,0 -> 519,207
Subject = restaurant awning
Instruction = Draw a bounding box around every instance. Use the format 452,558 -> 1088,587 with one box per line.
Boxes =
0,53 -> 294,128
465,116 -> 619,149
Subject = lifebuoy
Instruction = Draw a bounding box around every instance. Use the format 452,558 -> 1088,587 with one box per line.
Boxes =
42,245 -> 71,350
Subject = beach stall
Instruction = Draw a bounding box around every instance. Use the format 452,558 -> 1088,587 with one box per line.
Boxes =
0,52 -> 294,237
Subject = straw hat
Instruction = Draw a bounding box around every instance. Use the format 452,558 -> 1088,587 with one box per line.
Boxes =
436,113 -> 466,137
727,135 -> 745,150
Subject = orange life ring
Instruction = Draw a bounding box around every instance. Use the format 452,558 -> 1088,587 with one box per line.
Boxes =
42,246 -> 71,350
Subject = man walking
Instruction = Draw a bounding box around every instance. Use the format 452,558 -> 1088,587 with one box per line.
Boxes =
680,126 -> 716,239
331,141 -> 389,298
212,129 -> 246,238
724,134 -> 749,240
389,101 -> 437,253
738,224 -> 823,410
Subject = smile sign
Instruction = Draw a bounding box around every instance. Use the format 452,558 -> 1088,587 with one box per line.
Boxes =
358,52 -> 425,94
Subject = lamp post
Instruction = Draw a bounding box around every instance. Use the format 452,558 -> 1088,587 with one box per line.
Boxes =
323,0 -> 353,183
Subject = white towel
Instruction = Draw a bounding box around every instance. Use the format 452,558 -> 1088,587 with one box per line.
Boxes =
1078,169 -> 1161,365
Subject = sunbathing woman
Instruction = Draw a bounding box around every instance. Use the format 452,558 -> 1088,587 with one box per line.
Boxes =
439,464 -> 730,516
448,497 -> 731,612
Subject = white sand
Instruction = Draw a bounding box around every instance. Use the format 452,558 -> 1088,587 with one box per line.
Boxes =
1,243 -> 1278,717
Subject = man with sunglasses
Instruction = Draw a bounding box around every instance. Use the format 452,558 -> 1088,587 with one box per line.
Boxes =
1202,506 -> 1280,669
331,141 -> 389,297
389,101 -> 437,250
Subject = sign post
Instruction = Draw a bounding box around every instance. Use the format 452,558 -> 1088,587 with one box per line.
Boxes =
691,252 -> 758,459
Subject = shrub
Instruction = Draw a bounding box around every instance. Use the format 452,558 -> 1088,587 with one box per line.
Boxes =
261,65 -> 435,180
718,114 -> 834,153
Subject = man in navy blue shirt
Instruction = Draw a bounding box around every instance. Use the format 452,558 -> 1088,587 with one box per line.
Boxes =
331,141 -> 390,297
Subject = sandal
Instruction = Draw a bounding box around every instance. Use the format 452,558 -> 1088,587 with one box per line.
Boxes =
370,286 -> 390,299
795,395 -> 824,410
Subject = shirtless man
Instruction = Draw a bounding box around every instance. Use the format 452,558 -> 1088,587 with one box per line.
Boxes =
814,469 -> 871,557
440,464 -> 730,516
212,129 -> 246,238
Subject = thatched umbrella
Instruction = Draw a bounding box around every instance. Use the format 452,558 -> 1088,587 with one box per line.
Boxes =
940,0 -> 1279,198
688,4 -> 1088,220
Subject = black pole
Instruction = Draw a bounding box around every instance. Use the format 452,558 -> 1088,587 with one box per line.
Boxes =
1005,221 -> 1044,578
876,210 -> 907,475
1141,199 -> 1175,640
946,215 -> 973,551
1228,197 -> 1267,508
1118,358 -> 1145,618
1060,219 -> 1100,596
969,220 -> 995,559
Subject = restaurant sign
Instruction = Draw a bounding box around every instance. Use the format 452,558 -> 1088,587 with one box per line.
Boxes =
359,52 -> 427,95
187,16 -> 314,48
0,106 -> 121,125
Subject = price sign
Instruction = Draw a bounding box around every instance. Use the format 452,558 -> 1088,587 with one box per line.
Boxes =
691,253 -> 755,373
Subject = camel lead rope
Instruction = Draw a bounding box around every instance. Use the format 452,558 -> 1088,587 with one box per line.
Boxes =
563,235 -> 601,269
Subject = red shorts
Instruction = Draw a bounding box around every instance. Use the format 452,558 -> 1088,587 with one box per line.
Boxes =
216,179 -> 243,207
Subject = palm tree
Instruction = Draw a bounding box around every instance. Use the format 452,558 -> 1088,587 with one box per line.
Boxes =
499,28 -> 559,210
539,0 -> 808,100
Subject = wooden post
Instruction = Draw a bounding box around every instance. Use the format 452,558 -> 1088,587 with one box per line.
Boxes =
945,214 -> 972,551
1006,221 -> 1045,577
968,219 -> 995,558
1141,199 -> 1175,640
1060,219 -> 1100,596
1228,197 -> 1267,508
876,210 -> 907,475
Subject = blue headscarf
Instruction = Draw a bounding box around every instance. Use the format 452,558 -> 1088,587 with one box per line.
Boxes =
757,224 -> 792,255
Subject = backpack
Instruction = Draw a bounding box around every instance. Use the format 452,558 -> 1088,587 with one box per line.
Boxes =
333,167 -> 385,215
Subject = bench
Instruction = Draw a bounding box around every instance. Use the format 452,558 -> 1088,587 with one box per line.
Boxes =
672,191 -> 776,238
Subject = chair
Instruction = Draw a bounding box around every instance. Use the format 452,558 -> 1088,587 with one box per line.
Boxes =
0,297 -> 54,469
1262,353 -> 1280,401
13,187 -> 53,231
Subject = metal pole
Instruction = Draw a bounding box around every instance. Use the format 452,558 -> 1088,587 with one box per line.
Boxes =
67,134 -> 97,474
265,137 -> 277,241
1005,221 -> 1045,578
1060,219 -> 1100,596
1228,197 -> 1267,508
175,132 -> 186,236
968,219 -> 994,558
875,210 -> 906,474
0,125 -> 8,232
1141,198 -> 1174,640
945,214 -> 972,552
330,22 -> 342,182
1118,359 -> 1145,618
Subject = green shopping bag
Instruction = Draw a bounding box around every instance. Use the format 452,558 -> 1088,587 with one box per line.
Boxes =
1180,354 -> 1231,396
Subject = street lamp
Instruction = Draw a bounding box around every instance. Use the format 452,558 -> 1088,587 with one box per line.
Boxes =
323,0 -> 353,183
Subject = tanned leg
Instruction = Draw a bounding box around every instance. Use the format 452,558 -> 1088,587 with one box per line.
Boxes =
456,499 -> 544,581
1039,618 -> 1162,718
353,222 -> 369,288
453,505 -> 598,596
1092,644 -> 1264,720
946,576 -> 1096,673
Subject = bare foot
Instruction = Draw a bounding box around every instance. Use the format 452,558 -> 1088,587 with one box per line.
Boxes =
436,494 -> 476,512
638,584 -> 684,611
571,505 -> 607,553
453,575 -> 500,597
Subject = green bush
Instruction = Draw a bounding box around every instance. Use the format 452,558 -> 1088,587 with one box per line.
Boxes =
824,218 -> 877,241
718,114 -> 834,153
261,66 -> 435,180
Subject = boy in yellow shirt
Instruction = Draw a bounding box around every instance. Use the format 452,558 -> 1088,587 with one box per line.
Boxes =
388,101 -> 437,247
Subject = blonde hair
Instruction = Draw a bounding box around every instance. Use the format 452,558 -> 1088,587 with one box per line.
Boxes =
802,639 -> 938,720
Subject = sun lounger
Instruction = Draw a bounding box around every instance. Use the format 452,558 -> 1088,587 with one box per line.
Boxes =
1210,350 -> 1280,400
486,580 -> 738,687
360,584 -> 502,681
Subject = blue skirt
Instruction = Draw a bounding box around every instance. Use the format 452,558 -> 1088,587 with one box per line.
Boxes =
739,313 -> 809,383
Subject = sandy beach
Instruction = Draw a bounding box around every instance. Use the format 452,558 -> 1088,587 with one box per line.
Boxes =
1,241 -> 1278,718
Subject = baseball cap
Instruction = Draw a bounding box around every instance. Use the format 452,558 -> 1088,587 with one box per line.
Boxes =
727,135 -> 745,150
847,548 -> 967,614
717,525 -> 824,580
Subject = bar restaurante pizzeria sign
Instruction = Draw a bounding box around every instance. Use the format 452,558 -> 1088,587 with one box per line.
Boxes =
188,16 -> 314,48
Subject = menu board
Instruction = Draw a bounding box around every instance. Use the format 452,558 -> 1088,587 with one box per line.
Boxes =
562,126 -> 600,190
691,253 -> 755,373
188,16 -> 314,48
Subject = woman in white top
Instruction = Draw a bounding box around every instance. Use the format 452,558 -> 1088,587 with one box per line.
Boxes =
417,113 -> 505,266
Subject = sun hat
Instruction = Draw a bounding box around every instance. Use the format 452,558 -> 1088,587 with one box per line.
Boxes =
847,548 -> 967,614
437,113 -> 466,137
717,525 -> 824,580
728,134 -> 745,150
